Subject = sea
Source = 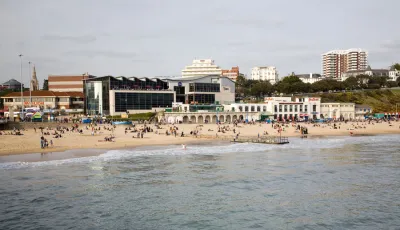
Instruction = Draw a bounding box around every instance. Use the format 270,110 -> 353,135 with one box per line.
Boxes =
0,135 -> 399,230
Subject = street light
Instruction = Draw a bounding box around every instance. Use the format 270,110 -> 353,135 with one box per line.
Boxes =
19,54 -> 24,121
28,61 -> 32,107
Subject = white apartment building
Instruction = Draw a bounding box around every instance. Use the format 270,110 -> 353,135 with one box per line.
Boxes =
322,49 -> 368,79
181,59 -> 222,78
251,66 -> 279,84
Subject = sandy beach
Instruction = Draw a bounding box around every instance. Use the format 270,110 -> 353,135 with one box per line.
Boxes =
0,120 -> 399,156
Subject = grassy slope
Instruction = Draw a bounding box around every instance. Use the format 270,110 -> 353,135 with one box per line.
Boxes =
314,89 -> 400,113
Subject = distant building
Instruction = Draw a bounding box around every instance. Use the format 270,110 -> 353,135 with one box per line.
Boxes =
181,59 -> 222,78
221,66 -> 239,81
48,73 -> 91,92
251,66 -> 279,84
1,91 -> 84,112
355,104 -> 373,119
320,103 -> 355,120
295,73 -> 323,84
0,79 -> 24,91
322,48 -> 368,79
389,65 -> 400,81
341,65 -> 397,81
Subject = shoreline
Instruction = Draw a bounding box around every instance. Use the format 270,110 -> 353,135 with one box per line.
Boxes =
0,121 -> 399,158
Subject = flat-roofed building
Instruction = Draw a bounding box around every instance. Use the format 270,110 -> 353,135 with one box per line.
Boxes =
1,91 -> 84,113
48,73 -> 91,92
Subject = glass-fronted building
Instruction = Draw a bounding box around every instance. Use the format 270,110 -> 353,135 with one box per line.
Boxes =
85,76 -> 174,116
85,75 -> 235,116
166,75 -> 235,105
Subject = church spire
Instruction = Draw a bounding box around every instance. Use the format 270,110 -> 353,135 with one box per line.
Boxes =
30,64 -> 39,91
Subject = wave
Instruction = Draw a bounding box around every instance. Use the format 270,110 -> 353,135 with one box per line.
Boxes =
0,134 -> 398,170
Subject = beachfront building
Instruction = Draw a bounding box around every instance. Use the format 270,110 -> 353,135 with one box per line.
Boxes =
84,76 -> 175,116
320,103 -> 355,120
48,73 -> 92,92
1,91 -> 84,113
166,75 -> 235,106
251,66 -> 279,84
181,59 -> 223,78
225,96 -> 322,122
355,104 -> 373,119
221,66 -> 239,81
295,73 -> 324,84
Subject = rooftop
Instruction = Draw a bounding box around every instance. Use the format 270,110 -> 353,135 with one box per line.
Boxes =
1,79 -> 23,86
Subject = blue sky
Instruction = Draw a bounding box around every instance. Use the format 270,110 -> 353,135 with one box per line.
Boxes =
1,0 -> 399,85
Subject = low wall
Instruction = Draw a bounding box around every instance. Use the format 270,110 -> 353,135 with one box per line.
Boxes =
4,122 -> 72,130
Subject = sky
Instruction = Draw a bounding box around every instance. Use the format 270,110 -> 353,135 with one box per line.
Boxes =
1,0 -> 399,86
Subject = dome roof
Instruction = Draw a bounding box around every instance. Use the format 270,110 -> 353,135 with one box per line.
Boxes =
2,78 -> 22,86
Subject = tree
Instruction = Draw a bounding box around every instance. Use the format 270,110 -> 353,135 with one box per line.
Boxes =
42,79 -> 48,90
368,76 -> 388,88
386,81 -> 398,88
343,76 -> 359,90
392,63 -> 400,71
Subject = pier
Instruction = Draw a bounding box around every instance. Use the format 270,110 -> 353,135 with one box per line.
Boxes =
230,135 -> 290,145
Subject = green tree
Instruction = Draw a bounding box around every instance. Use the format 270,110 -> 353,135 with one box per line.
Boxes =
392,63 -> 400,71
42,79 -> 48,90
343,76 -> 359,90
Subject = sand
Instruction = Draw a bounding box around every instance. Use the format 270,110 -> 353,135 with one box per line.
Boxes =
0,120 -> 399,156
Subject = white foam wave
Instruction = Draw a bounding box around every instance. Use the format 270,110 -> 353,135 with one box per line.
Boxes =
0,134 -> 398,170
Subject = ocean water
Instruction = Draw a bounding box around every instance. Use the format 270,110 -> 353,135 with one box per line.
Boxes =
1,135 -> 400,230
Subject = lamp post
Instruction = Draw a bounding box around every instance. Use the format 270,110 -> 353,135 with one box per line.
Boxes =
396,103 -> 399,119
28,61 -> 32,108
19,54 -> 24,121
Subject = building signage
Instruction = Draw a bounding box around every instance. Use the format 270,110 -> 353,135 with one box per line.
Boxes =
309,98 -> 319,101
265,97 -> 274,101
24,101 -> 44,106
178,82 -> 182,87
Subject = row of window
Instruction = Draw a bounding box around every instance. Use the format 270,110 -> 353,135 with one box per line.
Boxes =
234,106 -> 267,112
189,83 -> 220,92
321,105 -> 354,107
6,98 -> 70,102
274,105 -> 313,113
114,92 -> 174,112
188,94 -> 215,104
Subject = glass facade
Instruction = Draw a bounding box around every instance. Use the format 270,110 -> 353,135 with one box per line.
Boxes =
188,94 -> 215,104
110,77 -> 168,90
189,83 -> 220,92
115,92 -> 174,112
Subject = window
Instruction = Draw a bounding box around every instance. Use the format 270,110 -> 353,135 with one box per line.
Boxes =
173,86 -> 185,94
245,106 -> 249,112
313,105 -> 317,112
257,106 -> 261,112
279,105 -> 282,112
188,94 -> 215,104
239,106 -> 243,112
251,106 -> 255,112
294,105 -> 298,112
274,105 -> 277,112
300,105 -> 303,112
188,83 -> 220,92
284,105 -> 288,112
289,105 -> 293,112
115,92 -> 174,112
305,105 -> 308,112
231,107 -> 235,112
263,106 -> 267,112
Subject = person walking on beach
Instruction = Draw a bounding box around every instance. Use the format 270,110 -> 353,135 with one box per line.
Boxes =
50,140 -> 53,147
